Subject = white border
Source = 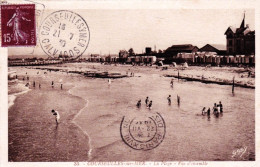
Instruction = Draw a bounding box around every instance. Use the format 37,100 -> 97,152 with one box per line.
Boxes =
0,0 -> 259,167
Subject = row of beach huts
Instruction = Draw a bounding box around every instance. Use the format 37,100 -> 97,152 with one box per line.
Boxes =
8,52 -> 255,67
88,52 -> 255,65
176,52 -> 255,65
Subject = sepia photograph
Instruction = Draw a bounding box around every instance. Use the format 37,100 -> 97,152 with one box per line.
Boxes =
0,0 -> 258,166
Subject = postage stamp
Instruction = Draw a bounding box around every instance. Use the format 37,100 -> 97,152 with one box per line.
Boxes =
39,10 -> 90,59
120,112 -> 166,150
1,4 -> 36,47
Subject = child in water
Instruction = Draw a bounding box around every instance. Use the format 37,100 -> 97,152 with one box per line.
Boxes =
148,101 -> 153,109
202,107 -> 206,115
167,95 -> 171,105
145,97 -> 149,107
51,109 -> 60,124
136,100 -> 141,108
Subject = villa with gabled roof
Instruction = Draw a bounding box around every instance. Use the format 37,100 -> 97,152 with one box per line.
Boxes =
224,13 -> 255,55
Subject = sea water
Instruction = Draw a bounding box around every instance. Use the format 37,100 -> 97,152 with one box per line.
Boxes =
8,64 -> 255,161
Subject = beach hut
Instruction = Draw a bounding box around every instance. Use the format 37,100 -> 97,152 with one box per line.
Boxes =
149,56 -> 157,64
223,56 -> 229,64
135,56 -> 141,63
244,56 -> 250,64
205,55 -> 212,63
227,56 -> 234,64
212,55 -> 217,64
249,55 -> 255,64
216,56 -> 221,65
240,55 -> 245,64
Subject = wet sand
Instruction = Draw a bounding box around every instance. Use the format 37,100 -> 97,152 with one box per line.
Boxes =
8,69 -> 90,161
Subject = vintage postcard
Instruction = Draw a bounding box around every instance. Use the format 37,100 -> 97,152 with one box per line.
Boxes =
0,0 -> 259,167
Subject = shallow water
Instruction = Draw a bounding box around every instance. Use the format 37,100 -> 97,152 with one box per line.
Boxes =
8,65 -> 255,161
71,70 -> 254,161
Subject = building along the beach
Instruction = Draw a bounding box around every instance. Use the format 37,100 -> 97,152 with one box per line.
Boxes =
164,44 -> 199,63
165,44 -> 199,63
199,44 -> 226,55
89,54 -> 101,62
224,13 -> 255,55
105,54 -> 119,63
126,56 -> 157,64
118,50 -> 129,63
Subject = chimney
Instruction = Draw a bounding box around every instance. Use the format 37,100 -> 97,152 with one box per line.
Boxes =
246,24 -> 249,28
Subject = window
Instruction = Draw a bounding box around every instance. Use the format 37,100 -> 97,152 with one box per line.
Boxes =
236,39 -> 241,52
229,48 -> 233,53
229,40 -> 233,46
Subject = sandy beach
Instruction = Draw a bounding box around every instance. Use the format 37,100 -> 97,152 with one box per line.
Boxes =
8,68 -> 90,161
8,63 -> 255,161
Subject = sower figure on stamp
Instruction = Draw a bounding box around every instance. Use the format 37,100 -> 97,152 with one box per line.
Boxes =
7,7 -> 31,44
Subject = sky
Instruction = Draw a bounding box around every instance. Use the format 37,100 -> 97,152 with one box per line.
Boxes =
8,9 -> 255,58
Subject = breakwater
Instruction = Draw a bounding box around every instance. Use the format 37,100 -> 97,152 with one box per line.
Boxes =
33,67 -> 128,79
164,74 -> 255,89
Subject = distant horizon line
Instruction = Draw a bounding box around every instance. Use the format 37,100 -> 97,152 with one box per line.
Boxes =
8,42 -> 226,57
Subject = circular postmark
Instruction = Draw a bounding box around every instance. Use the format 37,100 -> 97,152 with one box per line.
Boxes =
39,10 -> 90,58
120,112 -> 166,150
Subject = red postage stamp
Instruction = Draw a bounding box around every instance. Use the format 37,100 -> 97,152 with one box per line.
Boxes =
1,4 -> 36,47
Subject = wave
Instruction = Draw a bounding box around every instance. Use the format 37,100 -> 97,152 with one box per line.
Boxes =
8,87 -> 31,109
67,85 -> 93,160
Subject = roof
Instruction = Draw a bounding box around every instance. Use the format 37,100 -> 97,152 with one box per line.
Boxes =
200,44 -> 226,52
229,26 -> 237,33
210,44 -> 226,51
245,30 -> 255,36
225,16 -> 254,35
165,44 -> 198,52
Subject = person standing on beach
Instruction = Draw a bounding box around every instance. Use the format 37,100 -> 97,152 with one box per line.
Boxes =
219,101 -> 223,113
167,95 -> 171,105
33,81 -> 35,87
213,103 -> 218,114
136,100 -> 141,108
202,107 -> 206,115
207,108 -> 210,116
213,103 -> 219,117
170,79 -> 174,87
61,83 -> 63,89
108,78 -> 111,85
177,95 -> 180,106
207,108 -> 211,120
145,97 -> 149,107
39,83 -> 41,88
51,81 -> 54,88
51,109 -> 60,124
148,100 -> 153,109
217,104 -> 221,114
